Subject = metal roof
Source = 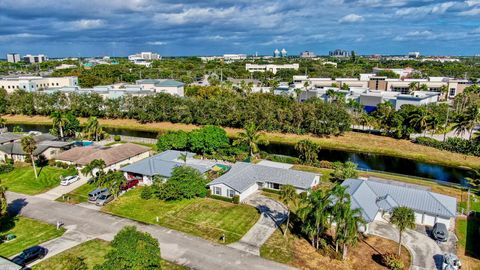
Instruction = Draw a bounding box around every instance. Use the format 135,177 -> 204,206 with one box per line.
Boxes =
207,162 -> 319,192
342,178 -> 457,222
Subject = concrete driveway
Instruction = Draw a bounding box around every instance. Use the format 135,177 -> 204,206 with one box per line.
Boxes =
369,221 -> 443,270
228,192 -> 287,255
35,176 -> 88,201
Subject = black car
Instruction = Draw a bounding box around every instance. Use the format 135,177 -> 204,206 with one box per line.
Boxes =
11,246 -> 48,266
432,222 -> 449,242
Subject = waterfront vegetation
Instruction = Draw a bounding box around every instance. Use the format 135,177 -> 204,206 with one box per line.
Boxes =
102,188 -> 259,244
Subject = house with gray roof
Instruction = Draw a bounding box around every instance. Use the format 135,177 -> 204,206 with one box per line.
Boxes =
341,178 -> 457,231
207,162 -> 321,201
120,150 -> 215,185
0,132 -> 22,145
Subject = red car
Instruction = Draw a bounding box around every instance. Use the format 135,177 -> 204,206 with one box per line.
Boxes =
120,179 -> 139,191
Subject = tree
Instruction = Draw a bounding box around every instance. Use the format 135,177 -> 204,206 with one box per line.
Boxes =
466,169 -> 480,190
294,139 -> 320,165
390,206 -> 416,255
156,166 -> 206,200
0,117 -> 6,128
297,189 -> 332,249
409,107 -> 430,136
81,159 -> 106,180
332,161 -> 358,181
21,135 -> 38,179
95,226 -> 161,270
0,180 -> 7,225
336,203 -> 364,260
279,185 -> 298,237
453,105 -> 479,139
50,111 -> 69,138
84,116 -> 103,141
233,122 -> 267,157
188,126 -> 230,155
156,130 -> 189,152
64,112 -> 81,137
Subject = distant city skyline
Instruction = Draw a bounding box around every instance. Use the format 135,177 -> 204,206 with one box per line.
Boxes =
1,0 -> 480,57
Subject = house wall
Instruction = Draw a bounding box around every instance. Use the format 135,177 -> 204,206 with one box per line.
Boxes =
209,183 -> 241,199
239,183 -> 259,201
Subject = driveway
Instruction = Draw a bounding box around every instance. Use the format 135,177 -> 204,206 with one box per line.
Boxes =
228,192 -> 287,255
35,176 -> 88,201
6,192 -> 294,270
369,221 -> 443,270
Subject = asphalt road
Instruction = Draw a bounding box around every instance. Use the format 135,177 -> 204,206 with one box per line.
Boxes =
6,192 -> 294,270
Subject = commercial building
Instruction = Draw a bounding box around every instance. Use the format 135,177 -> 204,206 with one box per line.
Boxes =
23,54 -> 48,63
0,76 -> 78,93
6,53 -> 21,63
300,51 -> 316,58
128,52 -> 161,61
223,54 -> 247,62
372,67 -> 415,78
245,63 -> 299,74
329,49 -> 350,58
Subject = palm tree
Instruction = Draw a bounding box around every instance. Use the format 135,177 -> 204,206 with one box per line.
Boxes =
409,108 -> 430,136
81,159 -> 106,180
233,123 -> 267,158
50,111 -> 69,138
338,205 -> 364,260
21,135 -> 38,179
84,117 -> 102,141
330,184 -> 351,252
439,85 -> 449,101
279,185 -> 298,237
179,152 -> 188,164
453,106 -> 478,139
408,82 -> 419,94
390,206 -> 416,255
0,180 -> 8,222
297,190 -> 332,249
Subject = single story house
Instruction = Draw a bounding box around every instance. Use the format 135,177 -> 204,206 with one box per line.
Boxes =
0,134 -> 74,162
207,162 -> 321,202
342,178 -> 457,232
0,132 -> 22,145
55,143 -> 150,172
120,150 -> 215,185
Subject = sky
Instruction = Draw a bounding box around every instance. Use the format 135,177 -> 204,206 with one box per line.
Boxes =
1,0 -> 480,57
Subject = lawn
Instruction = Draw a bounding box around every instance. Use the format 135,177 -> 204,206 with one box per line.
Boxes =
456,217 -> 480,270
1,165 -> 77,195
55,182 -> 97,204
0,217 -> 65,257
33,239 -> 187,270
260,225 -> 411,270
102,188 -> 260,244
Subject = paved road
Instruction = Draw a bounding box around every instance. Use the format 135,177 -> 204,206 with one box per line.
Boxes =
6,192 -> 295,270
229,193 -> 287,255
369,221 -> 443,270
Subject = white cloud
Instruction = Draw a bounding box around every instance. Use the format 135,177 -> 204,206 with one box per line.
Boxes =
155,7 -> 237,25
0,33 -> 49,42
70,19 -> 105,30
339,13 -> 364,23
460,8 -> 480,15
395,2 -> 456,16
146,41 -> 166,45
465,0 -> 480,7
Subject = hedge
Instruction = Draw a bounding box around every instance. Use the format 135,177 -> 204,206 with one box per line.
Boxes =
415,136 -> 480,157
262,188 -> 282,195
208,194 -> 234,203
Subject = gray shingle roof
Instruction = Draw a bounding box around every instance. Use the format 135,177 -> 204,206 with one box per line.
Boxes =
342,178 -> 457,222
0,133 -> 22,144
0,140 -> 73,156
120,150 -> 211,177
207,162 -> 319,192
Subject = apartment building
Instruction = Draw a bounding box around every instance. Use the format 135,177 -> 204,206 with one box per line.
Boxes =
128,52 -> 161,61
6,53 -> 21,63
23,54 -> 48,63
245,63 -> 299,74
0,76 -> 78,93
223,54 -> 247,62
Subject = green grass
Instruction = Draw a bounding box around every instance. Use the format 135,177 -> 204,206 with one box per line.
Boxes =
104,140 -> 156,149
456,217 -> 480,260
1,165 -> 77,195
0,217 -> 65,257
55,183 -> 97,204
103,188 -> 259,244
32,239 -> 187,270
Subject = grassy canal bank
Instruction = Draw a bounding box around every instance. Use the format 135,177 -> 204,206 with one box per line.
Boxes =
4,114 -> 480,169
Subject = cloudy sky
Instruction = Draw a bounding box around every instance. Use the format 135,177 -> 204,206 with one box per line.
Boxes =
1,0 -> 480,57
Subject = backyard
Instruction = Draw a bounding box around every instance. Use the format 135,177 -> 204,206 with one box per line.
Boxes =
0,217 -> 65,257
1,165 -> 77,195
33,239 -> 186,270
102,188 -> 259,244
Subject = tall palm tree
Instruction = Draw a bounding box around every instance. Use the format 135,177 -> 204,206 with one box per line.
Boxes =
279,185 -> 298,237
409,108 -> 430,136
390,206 -> 416,255
297,190 -> 332,249
21,135 -> 38,179
330,184 -> 351,252
233,123 -> 267,158
84,116 -> 102,141
81,159 -> 106,180
408,82 -> 419,94
50,111 -> 69,138
338,205 -> 364,260
453,106 -> 478,139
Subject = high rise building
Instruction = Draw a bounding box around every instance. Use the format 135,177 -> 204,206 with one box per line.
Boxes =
23,54 -> 48,63
6,53 -> 21,63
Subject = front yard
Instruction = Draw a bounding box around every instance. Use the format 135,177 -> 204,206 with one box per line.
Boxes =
456,216 -> 480,269
102,188 -> 260,244
55,182 -> 97,204
1,165 -> 77,195
32,239 -> 187,270
0,217 -> 65,257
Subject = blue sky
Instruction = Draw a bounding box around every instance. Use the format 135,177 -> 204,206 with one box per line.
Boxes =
1,0 -> 480,57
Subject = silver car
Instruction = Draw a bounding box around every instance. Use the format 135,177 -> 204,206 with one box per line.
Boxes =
95,193 -> 114,206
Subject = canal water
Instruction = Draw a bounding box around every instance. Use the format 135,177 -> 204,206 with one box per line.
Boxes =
7,123 -> 471,185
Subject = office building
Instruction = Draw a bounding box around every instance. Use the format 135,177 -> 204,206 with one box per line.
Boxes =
0,76 -> 78,93
300,51 -> 316,58
6,53 -> 21,63
245,63 -> 299,74
23,54 -> 48,63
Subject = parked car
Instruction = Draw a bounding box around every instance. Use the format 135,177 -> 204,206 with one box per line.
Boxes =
60,175 -> 80,186
95,193 -> 114,206
120,179 -> 139,191
88,188 -> 109,203
11,246 -> 48,266
443,253 -> 461,270
432,222 -> 449,242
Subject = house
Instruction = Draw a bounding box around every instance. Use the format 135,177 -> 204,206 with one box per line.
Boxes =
0,133 -> 22,145
207,162 -> 321,202
55,143 -> 150,172
120,150 -> 215,185
341,178 -> 457,232
0,134 -> 74,162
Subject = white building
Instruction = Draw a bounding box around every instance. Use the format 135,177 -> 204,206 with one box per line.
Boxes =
0,76 -> 78,93
128,52 -> 161,61
300,51 -> 316,58
55,64 -> 77,70
408,52 -> 420,58
23,54 -> 48,63
245,63 -> 299,74
223,54 -> 247,62
6,53 -> 21,63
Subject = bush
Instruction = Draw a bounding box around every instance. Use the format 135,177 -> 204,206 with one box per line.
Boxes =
262,188 -> 282,195
233,195 -> 240,204
318,160 -> 333,169
415,136 -> 480,157
0,163 -> 13,174
114,135 -> 121,142
381,252 -> 404,270
140,187 -> 153,200
209,194 -> 233,203
155,166 -> 207,200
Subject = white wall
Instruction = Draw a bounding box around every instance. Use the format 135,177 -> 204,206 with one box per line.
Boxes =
239,183 -> 259,201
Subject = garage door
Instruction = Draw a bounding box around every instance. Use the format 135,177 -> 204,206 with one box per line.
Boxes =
436,217 -> 451,229
423,214 -> 436,226
414,212 -> 423,224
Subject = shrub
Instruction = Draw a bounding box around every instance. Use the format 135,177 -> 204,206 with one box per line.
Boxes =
209,194 -> 233,203
155,166 -> 207,200
265,154 -> 300,164
140,187 -> 153,200
415,136 -> 480,157
0,163 -> 13,174
381,252 -> 404,270
318,160 -> 333,169
262,188 -> 282,195
233,195 -> 240,204
5,158 -> 13,165
206,189 -> 212,197
114,135 -> 121,142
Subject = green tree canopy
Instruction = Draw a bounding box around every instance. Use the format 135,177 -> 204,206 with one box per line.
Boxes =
390,206 -> 416,255
294,139 -> 320,165
156,166 -> 207,200
156,130 -> 189,152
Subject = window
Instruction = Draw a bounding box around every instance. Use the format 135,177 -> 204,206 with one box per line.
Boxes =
213,186 -> 221,195
449,88 -> 456,96
227,189 -> 235,198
